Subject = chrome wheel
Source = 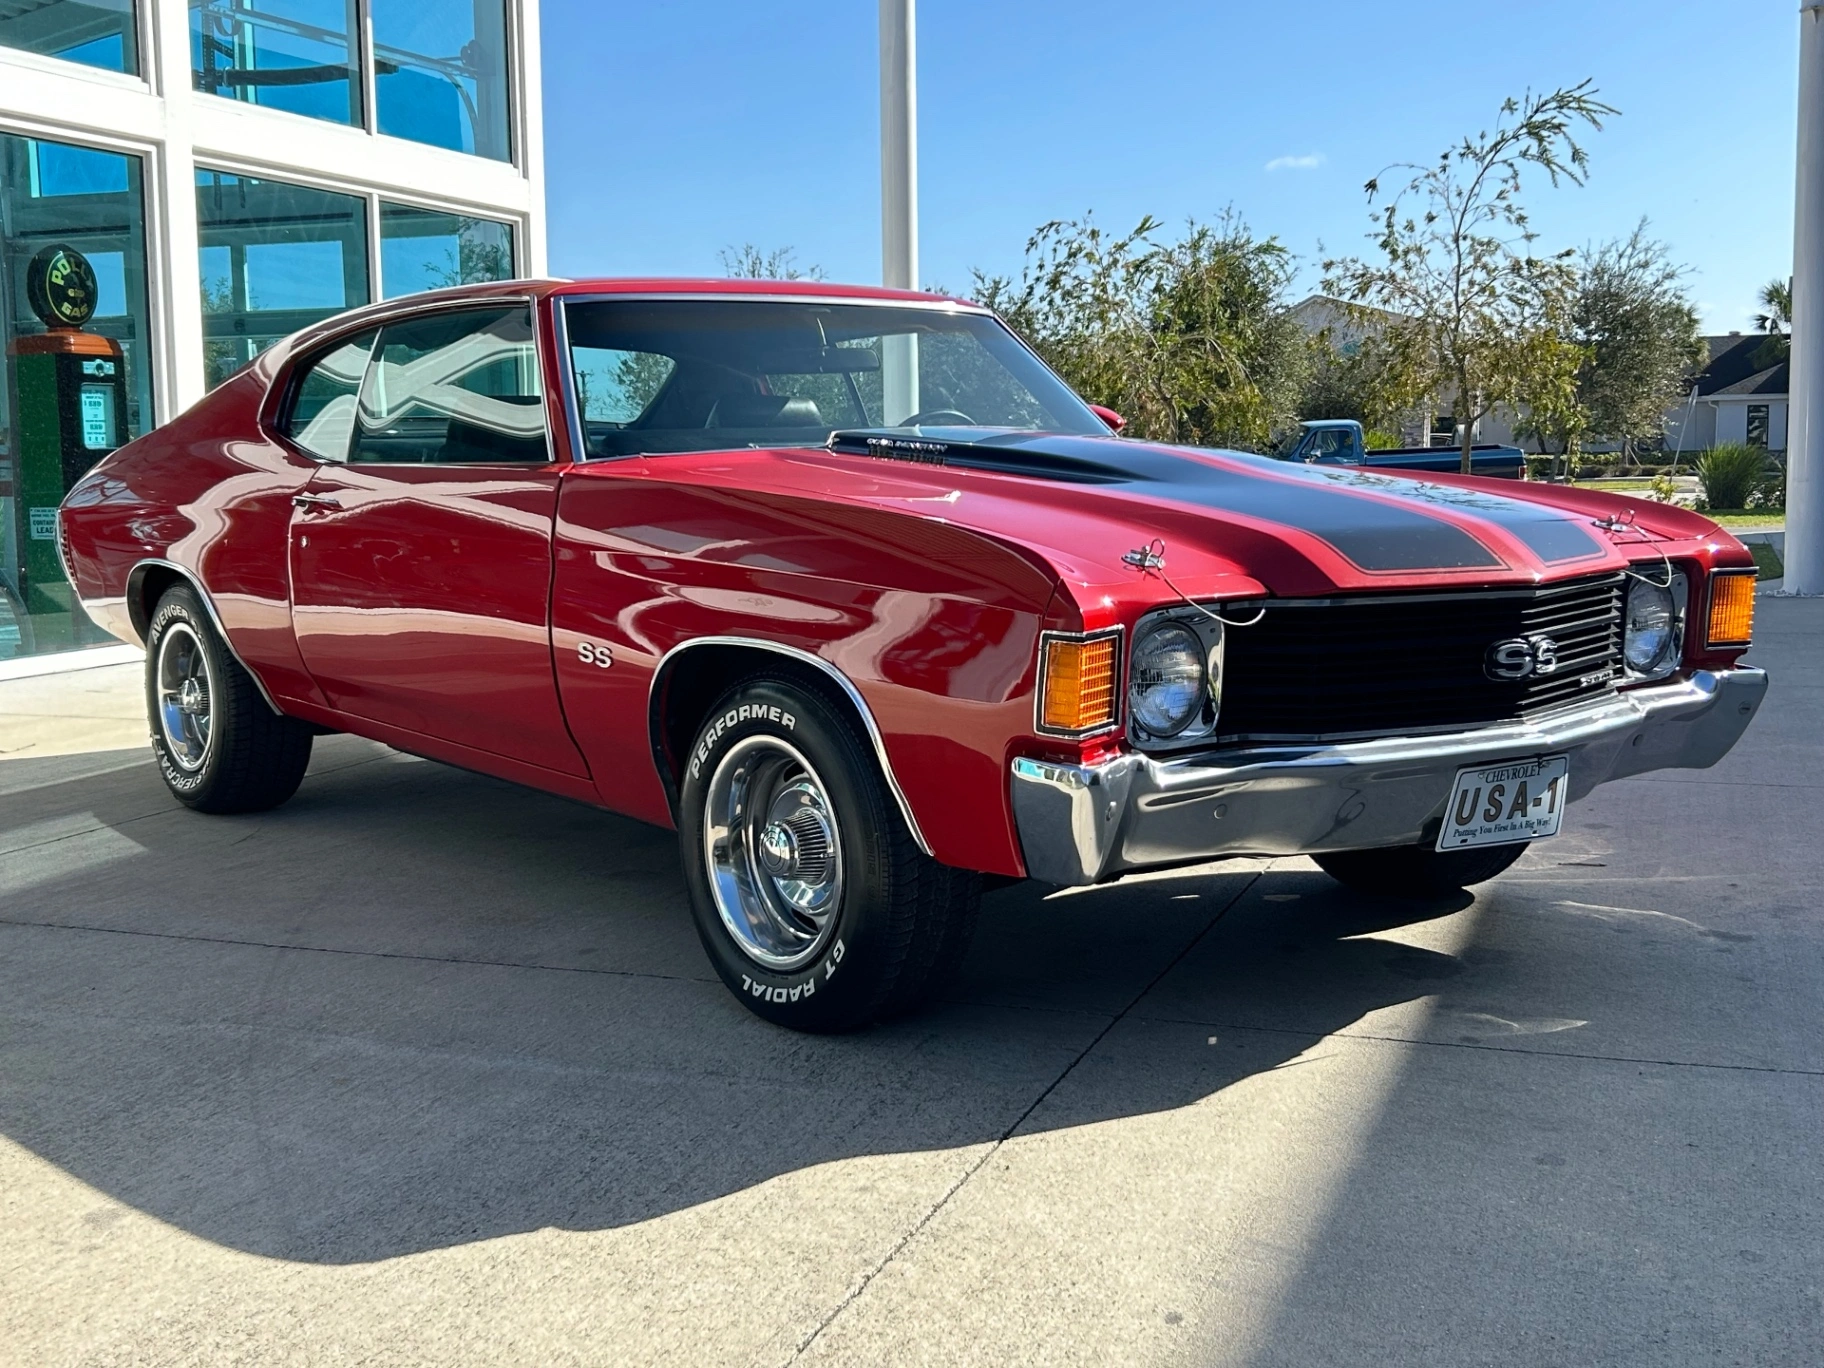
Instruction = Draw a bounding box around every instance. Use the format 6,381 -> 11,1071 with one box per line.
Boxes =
155,622 -> 214,772
703,735 -> 844,971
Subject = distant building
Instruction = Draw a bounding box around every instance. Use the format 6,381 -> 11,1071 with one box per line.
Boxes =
1665,334 -> 1790,455
1285,294 -> 1400,356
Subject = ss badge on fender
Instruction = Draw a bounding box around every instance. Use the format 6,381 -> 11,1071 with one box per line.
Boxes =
577,640 -> 613,668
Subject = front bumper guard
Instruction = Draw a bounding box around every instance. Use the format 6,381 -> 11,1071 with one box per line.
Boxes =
1009,667 -> 1768,886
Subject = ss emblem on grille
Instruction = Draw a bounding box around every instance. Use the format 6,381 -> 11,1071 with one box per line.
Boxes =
1486,635 -> 1559,680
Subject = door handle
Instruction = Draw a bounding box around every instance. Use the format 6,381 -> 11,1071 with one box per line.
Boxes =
292,492 -> 341,511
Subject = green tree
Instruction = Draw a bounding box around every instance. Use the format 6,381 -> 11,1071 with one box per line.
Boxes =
1323,82 -> 1617,474
427,227 -> 514,289
1752,276 -> 1792,368
1755,277 -> 1792,335
1553,223 -> 1705,470
719,244 -> 825,281
974,211 -> 1308,449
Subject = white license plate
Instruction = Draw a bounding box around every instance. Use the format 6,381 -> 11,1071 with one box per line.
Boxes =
1437,755 -> 1569,851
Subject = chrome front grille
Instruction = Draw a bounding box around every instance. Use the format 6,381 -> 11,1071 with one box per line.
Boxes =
1212,574 -> 1626,743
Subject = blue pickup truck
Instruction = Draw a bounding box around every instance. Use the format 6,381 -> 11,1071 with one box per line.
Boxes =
1276,419 -> 1526,480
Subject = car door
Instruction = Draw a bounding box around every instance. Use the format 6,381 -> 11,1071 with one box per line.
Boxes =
285,302 -> 587,777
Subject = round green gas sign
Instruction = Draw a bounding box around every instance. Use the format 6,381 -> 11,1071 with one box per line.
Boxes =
25,244 -> 99,329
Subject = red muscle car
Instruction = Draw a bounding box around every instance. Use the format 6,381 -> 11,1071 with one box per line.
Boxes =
58,279 -> 1768,1030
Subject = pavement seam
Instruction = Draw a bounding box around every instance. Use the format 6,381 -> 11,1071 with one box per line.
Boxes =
1127,1014 -> 1824,1077
783,869 -> 1262,1365
0,917 -> 716,985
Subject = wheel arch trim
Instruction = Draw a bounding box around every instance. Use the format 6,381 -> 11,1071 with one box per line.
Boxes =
648,636 -> 933,856
127,559 -> 283,715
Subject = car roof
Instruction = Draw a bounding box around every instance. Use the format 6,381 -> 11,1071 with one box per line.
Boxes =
549,277 -> 981,309
248,278 -> 996,400
366,277 -> 983,311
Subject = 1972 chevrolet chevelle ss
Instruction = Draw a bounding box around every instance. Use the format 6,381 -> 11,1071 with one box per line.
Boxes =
58,279 -> 1768,1030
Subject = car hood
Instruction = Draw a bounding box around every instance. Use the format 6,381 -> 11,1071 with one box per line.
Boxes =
803,430 -> 1701,596
628,430 -> 1725,614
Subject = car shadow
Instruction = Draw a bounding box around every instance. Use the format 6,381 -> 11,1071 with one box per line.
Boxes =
0,737 -> 1471,1264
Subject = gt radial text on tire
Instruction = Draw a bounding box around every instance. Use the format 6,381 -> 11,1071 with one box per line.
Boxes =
677,676 -> 980,1031
145,585 -> 314,813
1314,839 -> 1531,898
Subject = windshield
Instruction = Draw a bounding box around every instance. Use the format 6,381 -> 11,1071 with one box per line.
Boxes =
562,298 -> 1105,457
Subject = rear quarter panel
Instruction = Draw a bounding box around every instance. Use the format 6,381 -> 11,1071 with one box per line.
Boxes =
60,359 -> 323,706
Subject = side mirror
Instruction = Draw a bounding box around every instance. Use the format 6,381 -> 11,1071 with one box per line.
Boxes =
1089,403 -> 1126,434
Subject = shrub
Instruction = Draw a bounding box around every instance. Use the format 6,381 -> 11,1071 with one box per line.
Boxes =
1749,464 -> 1787,510
1695,443 -> 1768,511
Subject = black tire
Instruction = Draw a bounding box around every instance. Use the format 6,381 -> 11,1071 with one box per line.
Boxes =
1314,840 -> 1530,898
146,585 -> 313,813
678,676 -> 979,1032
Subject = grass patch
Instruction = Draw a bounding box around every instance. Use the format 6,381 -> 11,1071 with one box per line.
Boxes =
1702,510 -> 1786,530
1575,478 -> 1662,491
1747,542 -> 1785,580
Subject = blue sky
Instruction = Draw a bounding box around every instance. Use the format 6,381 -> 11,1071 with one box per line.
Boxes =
541,0 -> 1800,334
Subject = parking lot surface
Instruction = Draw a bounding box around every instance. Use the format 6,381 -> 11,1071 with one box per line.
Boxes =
2,600 -> 1819,1367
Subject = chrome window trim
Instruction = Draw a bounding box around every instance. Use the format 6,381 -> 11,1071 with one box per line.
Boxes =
551,297 -> 587,464
1703,567 -> 1757,648
275,290 -> 544,383
1032,626 -> 1125,740
551,290 -> 1110,461
553,290 -> 992,314
276,296 -> 556,467
648,635 -> 933,856
125,559 -> 283,714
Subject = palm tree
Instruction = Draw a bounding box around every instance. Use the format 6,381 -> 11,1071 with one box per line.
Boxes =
1755,277 -> 1792,336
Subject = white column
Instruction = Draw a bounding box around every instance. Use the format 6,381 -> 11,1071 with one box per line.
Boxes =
152,0 -> 207,416
879,0 -> 918,421
1788,2 -> 1824,594
516,0 -> 548,274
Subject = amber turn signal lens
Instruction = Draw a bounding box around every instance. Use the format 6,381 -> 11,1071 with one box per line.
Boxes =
1706,571 -> 1755,647
1040,635 -> 1118,734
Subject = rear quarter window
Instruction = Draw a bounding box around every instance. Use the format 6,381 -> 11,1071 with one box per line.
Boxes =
281,330 -> 376,462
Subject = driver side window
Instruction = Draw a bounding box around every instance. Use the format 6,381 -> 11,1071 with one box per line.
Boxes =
351,305 -> 550,465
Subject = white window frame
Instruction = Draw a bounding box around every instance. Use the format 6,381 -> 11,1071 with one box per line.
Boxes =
1,0 -> 543,418
0,112 -> 176,434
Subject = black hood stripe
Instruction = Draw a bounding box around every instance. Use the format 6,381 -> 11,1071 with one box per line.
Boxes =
865,432 -> 1605,574
1290,462 -> 1607,565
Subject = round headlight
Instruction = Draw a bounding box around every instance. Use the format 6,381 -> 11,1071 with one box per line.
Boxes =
1129,623 -> 1206,736
1624,579 -> 1678,676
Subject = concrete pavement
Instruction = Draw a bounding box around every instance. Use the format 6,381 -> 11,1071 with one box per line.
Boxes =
1,605 -> 1819,1366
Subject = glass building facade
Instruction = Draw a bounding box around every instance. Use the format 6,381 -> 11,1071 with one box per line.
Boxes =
1,0 -> 544,661
0,0 -> 138,73
188,0 -> 512,161
1,135 -> 154,656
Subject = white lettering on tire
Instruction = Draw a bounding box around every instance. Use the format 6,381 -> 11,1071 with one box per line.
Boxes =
739,974 -> 818,1004
689,705 -> 799,779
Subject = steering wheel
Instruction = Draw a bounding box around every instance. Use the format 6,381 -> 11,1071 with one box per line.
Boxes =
901,409 -> 975,427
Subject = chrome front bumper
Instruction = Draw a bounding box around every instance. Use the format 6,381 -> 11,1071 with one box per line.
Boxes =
1009,668 -> 1768,886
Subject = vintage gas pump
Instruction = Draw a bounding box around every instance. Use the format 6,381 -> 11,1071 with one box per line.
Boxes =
7,244 -> 127,648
